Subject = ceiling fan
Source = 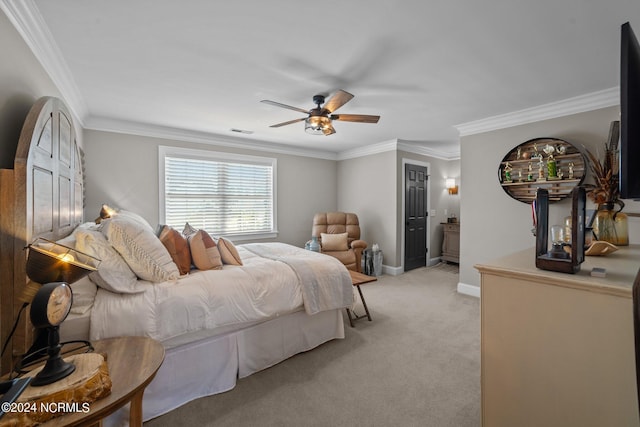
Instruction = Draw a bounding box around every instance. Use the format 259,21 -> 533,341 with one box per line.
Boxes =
261,90 -> 380,136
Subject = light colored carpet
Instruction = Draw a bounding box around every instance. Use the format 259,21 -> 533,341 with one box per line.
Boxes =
145,263 -> 480,427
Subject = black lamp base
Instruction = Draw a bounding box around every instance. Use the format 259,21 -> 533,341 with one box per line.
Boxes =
29,326 -> 76,387
547,244 -> 570,259
30,354 -> 75,387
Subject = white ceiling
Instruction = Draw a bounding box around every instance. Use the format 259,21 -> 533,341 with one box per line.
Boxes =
7,0 -> 640,159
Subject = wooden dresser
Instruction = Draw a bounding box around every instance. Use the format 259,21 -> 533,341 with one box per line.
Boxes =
441,222 -> 460,263
475,246 -> 640,427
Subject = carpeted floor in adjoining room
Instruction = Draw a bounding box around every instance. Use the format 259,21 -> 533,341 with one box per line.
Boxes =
144,263 -> 480,427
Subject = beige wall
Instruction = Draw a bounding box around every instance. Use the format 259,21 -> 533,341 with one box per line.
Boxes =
87,132 -> 462,272
337,150 -> 398,267
84,129 -> 337,247
460,106 -> 640,289
336,148 -> 461,271
0,9 -> 82,168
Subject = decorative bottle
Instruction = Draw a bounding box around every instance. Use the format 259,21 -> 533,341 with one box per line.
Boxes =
309,236 -> 321,252
593,203 -> 629,246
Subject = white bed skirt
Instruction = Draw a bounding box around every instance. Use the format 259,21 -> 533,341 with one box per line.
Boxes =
105,308 -> 345,425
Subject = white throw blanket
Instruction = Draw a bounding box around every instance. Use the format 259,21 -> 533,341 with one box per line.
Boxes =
242,243 -> 353,315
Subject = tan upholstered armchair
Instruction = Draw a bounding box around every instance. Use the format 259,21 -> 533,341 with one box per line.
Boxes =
312,212 -> 367,272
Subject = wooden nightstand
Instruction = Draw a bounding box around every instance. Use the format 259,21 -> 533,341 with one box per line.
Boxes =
441,222 -> 460,264
40,336 -> 163,426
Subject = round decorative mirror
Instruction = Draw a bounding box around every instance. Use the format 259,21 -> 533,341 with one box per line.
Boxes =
498,137 -> 587,204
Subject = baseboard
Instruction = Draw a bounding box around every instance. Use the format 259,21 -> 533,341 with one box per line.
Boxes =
385,258 -> 441,276
428,257 -> 441,267
382,265 -> 403,276
457,282 -> 480,298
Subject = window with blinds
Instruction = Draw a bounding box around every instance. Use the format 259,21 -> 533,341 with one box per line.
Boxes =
159,146 -> 277,239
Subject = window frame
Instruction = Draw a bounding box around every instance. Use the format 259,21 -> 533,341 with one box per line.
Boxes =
159,145 -> 278,241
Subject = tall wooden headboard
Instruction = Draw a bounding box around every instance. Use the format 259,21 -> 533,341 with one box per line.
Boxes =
0,96 -> 84,374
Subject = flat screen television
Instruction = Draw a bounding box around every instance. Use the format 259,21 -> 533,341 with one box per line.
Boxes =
620,22 -> 640,200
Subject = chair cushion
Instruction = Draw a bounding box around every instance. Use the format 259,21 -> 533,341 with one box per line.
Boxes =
321,232 -> 349,251
313,212 -> 361,241
323,250 -> 356,268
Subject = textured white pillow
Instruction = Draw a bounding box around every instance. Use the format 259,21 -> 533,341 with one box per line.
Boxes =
75,228 -> 142,293
101,216 -> 179,282
69,275 -> 98,314
321,232 -> 349,251
116,209 -> 154,231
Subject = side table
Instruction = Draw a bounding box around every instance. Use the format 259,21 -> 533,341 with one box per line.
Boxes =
345,270 -> 377,327
43,336 -> 164,426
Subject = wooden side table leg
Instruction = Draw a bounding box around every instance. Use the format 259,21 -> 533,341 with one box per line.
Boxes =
356,285 -> 372,321
129,389 -> 145,426
345,308 -> 355,327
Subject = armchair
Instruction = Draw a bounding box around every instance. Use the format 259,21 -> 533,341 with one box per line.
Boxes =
312,212 -> 367,272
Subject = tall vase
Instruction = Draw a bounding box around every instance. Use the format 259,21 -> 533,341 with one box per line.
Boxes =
309,236 -> 321,252
592,203 -> 629,246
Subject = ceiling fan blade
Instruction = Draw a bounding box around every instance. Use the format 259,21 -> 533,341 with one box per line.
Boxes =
261,100 -> 309,114
323,90 -> 354,113
331,114 -> 380,124
269,117 -> 307,128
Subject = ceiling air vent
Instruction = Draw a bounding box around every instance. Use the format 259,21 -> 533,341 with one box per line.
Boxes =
230,128 -> 253,134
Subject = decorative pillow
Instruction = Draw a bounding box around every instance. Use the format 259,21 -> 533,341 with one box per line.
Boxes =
75,228 -> 142,293
184,228 -> 222,270
183,222 -> 197,237
117,209 -> 154,231
158,225 -> 192,275
69,275 -> 98,314
101,216 -> 179,282
217,237 -> 243,265
321,232 -> 349,251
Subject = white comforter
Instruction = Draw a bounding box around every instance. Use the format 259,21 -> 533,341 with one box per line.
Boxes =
89,242 -> 352,343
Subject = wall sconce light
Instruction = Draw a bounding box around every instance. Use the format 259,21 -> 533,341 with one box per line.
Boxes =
446,178 -> 458,195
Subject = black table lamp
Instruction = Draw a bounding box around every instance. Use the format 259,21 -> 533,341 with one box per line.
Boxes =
23,238 -> 99,386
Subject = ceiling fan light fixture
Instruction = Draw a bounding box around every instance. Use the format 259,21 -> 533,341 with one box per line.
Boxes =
263,89 -> 378,135
305,115 -> 332,135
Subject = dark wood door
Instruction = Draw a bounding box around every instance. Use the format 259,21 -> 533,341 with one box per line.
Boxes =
405,163 -> 428,271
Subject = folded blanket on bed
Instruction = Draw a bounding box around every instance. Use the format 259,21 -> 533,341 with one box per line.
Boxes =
242,243 -> 353,315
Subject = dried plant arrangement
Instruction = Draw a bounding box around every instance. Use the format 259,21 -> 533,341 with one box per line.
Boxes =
584,121 -> 624,213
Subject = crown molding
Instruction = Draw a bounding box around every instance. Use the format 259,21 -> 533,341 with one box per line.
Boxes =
1,0 -> 89,125
336,139 -> 460,161
89,116 -> 462,162
454,87 -> 619,137
85,116 -> 340,160
336,139 -> 399,160
396,140 -> 460,161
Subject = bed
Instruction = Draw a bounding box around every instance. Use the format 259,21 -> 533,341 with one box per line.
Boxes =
0,97 -> 353,423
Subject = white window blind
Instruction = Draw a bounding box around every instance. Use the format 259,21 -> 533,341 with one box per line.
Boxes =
161,147 -> 276,238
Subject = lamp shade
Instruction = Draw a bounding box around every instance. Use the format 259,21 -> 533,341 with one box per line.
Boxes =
446,178 -> 459,195
305,116 -> 334,135
26,238 -> 100,284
